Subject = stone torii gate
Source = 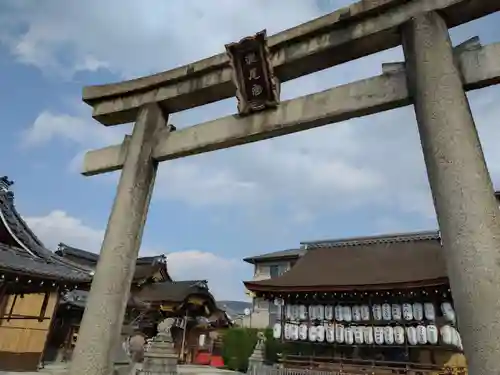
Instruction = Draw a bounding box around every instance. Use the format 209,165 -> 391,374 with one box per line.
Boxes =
69,1 -> 500,375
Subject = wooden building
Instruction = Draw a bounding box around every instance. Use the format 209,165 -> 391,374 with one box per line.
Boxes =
0,175 -> 228,370
244,231 -> 468,375
0,177 -> 93,371
53,245 -> 227,363
134,279 -> 229,363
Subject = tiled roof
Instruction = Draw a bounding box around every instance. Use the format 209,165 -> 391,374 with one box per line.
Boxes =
135,280 -> 215,304
243,248 -> 305,264
60,289 -> 148,309
0,177 -> 92,282
244,230 -> 446,292
0,243 -> 91,282
56,243 -> 166,266
300,230 -> 440,248
55,244 -> 100,263
56,243 -> 170,281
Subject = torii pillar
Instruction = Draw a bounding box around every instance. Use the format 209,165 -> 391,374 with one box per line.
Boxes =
68,104 -> 169,375
403,12 -> 500,374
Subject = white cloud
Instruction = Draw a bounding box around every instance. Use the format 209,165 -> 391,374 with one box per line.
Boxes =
25,210 -> 104,251
0,0 -> 353,78
24,210 -> 249,300
21,110 -> 123,148
7,0 -> 500,227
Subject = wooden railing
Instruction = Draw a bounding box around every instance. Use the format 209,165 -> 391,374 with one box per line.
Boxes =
249,364 -> 467,375
247,355 -> 467,375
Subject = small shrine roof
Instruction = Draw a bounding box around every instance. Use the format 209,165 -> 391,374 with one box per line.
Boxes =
243,248 -> 305,264
56,243 -> 171,282
244,230 -> 447,293
135,280 -> 216,305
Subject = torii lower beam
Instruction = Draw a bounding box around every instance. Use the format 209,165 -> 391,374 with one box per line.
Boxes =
82,40 -> 500,177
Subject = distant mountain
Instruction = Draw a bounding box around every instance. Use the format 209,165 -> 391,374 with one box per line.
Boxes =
217,300 -> 252,317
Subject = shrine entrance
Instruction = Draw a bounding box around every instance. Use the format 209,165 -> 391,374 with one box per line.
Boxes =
68,1 -> 500,375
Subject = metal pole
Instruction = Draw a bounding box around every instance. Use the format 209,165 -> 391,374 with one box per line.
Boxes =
180,309 -> 189,363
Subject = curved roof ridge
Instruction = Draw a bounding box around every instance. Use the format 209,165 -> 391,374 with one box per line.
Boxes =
0,178 -> 93,276
300,230 -> 440,249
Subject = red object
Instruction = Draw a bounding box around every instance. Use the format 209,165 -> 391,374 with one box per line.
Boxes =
210,355 -> 224,368
194,352 -> 211,365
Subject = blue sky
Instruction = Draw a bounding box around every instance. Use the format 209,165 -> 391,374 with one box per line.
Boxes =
1,1 -> 499,301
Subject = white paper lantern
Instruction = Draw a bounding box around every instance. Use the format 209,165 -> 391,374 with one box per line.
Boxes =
384,326 -> 394,345
413,303 -> 424,321
372,304 -> 382,321
345,327 -> 354,344
308,325 -> 316,341
343,306 -> 352,322
292,305 -> 300,321
441,302 -> 456,323
382,303 -> 392,321
335,305 -> 343,321
374,327 -> 384,345
402,303 -> 414,321
316,325 -> 325,342
326,324 -> 335,343
354,326 -> 364,344
325,305 -> 334,320
291,324 -> 299,341
391,304 -> 402,321
284,324 -> 291,340
426,325 -> 438,344
394,326 -> 405,344
455,330 -> 463,351
352,305 -> 362,321
298,305 -> 307,320
424,302 -> 435,321
450,327 -> 460,348
406,326 -> 418,346
273,323 -> 282,339
416,325 -> 427,344
298,324 -> 308,341
308,305 -> 316,320
361,305 -> 370,321
363,326 -> 374,344
440,325 -> 452,345
336,324 -> 345,343
288,324 -> 299,340
317,305 -> 325,320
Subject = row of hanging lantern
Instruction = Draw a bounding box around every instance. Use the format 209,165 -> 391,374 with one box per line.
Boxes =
282,302 -> 456,324
273,323 -> 462,350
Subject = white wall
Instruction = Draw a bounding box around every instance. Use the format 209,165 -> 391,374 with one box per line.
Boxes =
247,260 -> 294,328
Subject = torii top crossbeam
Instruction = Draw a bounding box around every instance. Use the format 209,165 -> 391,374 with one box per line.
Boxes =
82,0 -> 499,126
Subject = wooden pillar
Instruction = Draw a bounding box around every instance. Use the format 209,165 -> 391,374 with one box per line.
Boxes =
402,11 -> 500,375
68,104 -> 169,375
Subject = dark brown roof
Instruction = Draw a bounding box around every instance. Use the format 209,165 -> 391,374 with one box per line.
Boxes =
0,177 -> 92,283
243,248 -> 305,264
244,231 -> 447,292
135,280 -> 216,305
55,243 -> 171,282
60,290 -> 148,309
